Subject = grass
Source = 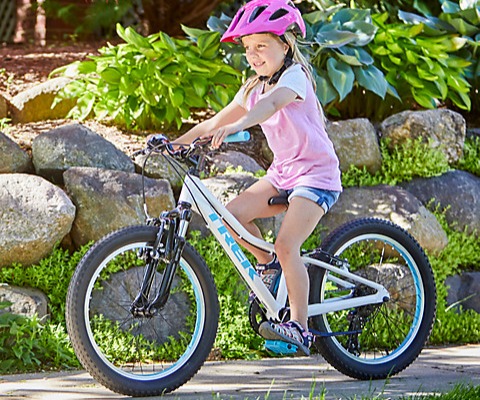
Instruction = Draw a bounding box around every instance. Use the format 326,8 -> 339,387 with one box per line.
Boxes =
208,382 -> 480,399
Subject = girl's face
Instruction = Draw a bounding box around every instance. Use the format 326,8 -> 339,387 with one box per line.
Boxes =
242,33 -> 289,78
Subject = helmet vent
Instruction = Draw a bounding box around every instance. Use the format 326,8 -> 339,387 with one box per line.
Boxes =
249,6 -> 268,22
270,8 -> 289,21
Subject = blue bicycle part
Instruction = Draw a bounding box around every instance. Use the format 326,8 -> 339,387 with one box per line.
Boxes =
224,130 -> 250,143
265,340 -> 298,355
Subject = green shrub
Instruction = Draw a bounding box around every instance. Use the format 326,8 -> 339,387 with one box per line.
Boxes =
51,24 -> 241,130
428,208 -> 480,344
455,135 -> 480,176
0,303 -> 78,373
0,245 -> 89,324
342,137 -> 451,187
369,12 -> 471,111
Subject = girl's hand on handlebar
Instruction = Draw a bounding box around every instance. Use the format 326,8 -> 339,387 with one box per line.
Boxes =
208,125 -> 240,149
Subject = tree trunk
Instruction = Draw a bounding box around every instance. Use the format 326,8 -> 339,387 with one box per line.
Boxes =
141,0 -> 225,36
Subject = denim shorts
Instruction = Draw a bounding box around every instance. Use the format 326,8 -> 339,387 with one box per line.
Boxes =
281,186 -> 341,214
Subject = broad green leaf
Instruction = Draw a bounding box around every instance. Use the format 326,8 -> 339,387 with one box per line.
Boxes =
444,55 -> 472,68
411,87 -> 436,108
435,78 -> 449,99
100,68 -> 122,84
76,93 -> 96,120
197,32 -> 221,59
332,8 -> 371,24
401,71 -> 425,88
170,88 -> 184,108
315,30 -> 358,48
326,58 -> 354,101
192,77 -> 208,97
417,65 -> 438,81
181,25 -> 208,41
124,27 -> 152,49
339,46 -> 374,65
314,71 -> 337,104
447,74 -> 471,92
354,65 -> 388,98
343,21 -> 377,46
336,52 -> 364,66
448,90 -> 471,110
159,32 -> 177,52
441,1 -> 461,13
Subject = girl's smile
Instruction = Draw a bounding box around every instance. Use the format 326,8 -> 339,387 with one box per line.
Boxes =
242,33 -> 289,79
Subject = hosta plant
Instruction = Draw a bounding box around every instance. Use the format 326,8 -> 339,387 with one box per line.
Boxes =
50,23 -> 242,130
369,11 -> 472,111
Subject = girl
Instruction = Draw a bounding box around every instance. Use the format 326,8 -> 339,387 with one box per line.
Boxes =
175,0 -> 342,356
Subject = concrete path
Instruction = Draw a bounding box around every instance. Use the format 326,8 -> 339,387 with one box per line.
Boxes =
1,344 -> 479,399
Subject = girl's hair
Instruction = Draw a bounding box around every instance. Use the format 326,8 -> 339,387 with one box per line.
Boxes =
241,31 -> 326,122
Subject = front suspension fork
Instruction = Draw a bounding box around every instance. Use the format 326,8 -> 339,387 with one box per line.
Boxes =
131,201 -> 192,317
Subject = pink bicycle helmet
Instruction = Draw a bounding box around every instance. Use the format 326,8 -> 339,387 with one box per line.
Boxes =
221,0 -> 306,43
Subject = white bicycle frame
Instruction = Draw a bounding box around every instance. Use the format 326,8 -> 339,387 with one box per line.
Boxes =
178,174 -> 390,323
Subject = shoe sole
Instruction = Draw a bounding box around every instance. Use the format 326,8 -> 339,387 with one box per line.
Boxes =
259,322 -> 310,357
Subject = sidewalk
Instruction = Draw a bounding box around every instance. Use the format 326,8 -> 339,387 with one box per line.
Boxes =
1,344 -> 479,399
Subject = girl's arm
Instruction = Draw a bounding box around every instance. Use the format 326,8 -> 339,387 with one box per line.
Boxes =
174,100 -> 246,145
210,87 -> 297,148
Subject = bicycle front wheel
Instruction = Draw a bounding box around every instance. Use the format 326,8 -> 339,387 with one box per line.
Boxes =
309,218 -> 436,380
66,225 -> 219,396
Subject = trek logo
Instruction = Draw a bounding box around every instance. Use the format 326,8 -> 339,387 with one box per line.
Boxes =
208,213 -> 257,280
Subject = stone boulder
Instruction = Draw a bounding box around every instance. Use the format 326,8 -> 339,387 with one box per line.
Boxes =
402,170 -> 480,236
327,118 -> 382,174
9,77 -> 76,123
133,152 -> 185,192
0,174 -> 76,267
380,109 -> 466,163
32,123 -> 135,184
446,272 -> 480,313
210,151 -> 264,175
0,131 -> 33,173
0,285 -> 49,320
320,185 -> 448,255
64,167 -> 175,247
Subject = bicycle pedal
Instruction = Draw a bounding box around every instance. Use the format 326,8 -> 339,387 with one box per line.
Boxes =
264,340 -> 298,355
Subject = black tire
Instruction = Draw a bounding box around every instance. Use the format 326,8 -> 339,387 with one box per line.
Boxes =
66,225 -> 219,396
308,218 -> 436,380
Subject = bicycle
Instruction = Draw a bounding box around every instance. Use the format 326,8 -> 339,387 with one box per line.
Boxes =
65,131 -> 437,397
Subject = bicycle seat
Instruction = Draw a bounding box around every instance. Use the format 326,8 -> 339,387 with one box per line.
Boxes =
268,191 -> 289,206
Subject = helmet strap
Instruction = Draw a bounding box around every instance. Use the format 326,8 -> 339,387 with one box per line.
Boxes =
259,49 -> 294,85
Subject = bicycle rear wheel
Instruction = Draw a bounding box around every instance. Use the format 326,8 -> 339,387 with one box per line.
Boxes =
309,218 -> 436,379
66,225 -> 219,396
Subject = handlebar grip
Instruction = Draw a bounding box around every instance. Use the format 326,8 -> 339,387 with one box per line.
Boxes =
224,131 -> 251,143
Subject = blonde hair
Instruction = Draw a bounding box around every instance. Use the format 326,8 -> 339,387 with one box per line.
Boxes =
241,31 -> 326,122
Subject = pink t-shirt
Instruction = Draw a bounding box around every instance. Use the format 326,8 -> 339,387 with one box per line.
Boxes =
234,64 -> 342,192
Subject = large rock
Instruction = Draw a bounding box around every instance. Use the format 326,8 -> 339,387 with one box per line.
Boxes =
64,167 -> 175,247
9,77 -> 76,123
327,118 -> 382,174
380,109 -> 466,163
133,152 -> 185,192
0,174 -> 76,267
32,123 -> 135,184
210,151 -> 264,175
402,170 -> 480,236
0,285 -> 49,320
0,131 -> 33,173
446,272 -> 480,313
320,185 -> 448,255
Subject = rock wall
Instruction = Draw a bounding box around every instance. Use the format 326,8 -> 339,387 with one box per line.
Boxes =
0,80 -> 479,318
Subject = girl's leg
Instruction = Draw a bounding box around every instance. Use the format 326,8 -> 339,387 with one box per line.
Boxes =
226,179 -> 285,264
274,197 -> 325,330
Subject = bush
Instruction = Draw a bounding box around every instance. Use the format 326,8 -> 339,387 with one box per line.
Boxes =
51,24 -> 241,130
